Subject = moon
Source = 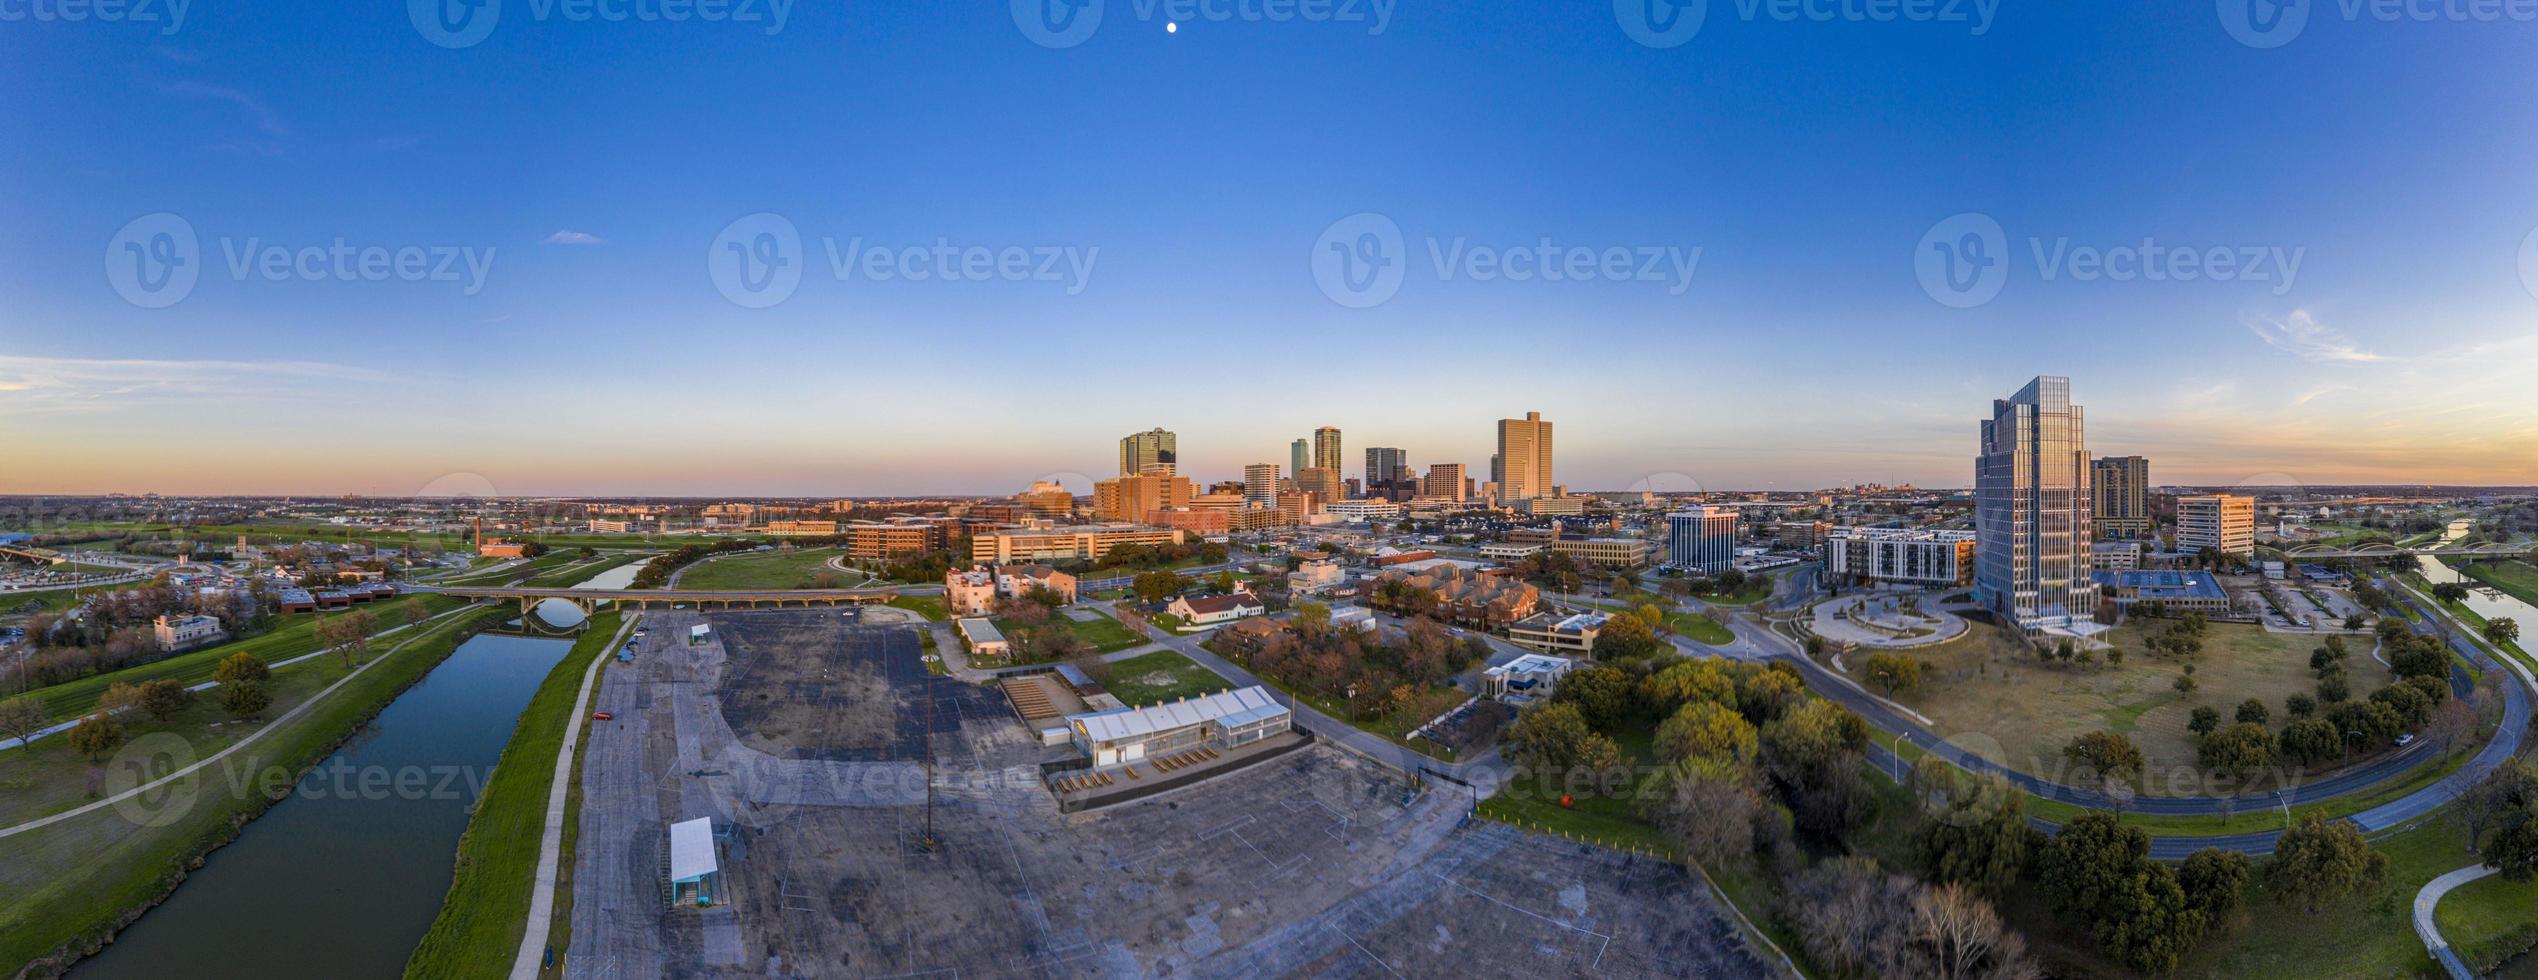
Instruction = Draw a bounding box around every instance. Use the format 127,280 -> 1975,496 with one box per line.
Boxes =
1166,21 -> 1178,32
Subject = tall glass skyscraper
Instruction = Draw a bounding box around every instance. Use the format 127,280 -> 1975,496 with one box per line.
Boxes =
1665,507 -> 1738,575
1118,428 -> 1176,476
1291,439 -> 1309,476
1364,447 -> 1408,484
1976,376 -> 2096,634
1312,426 -> 1343,475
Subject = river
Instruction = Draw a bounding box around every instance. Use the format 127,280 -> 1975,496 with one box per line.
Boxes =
530,555 -> 649,630
2416,520 -> 2538,626
71,632 -> 569,980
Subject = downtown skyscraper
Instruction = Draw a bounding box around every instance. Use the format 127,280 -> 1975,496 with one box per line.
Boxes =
1118,428 -> 1176,476
1311,426 -> 1343,475
1495,411 -> 1553,500
1364,447 -> 1409,484
1975,377 -> 2097,635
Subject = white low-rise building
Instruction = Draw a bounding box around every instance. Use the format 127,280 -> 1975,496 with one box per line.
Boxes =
1485,653 -> 1576,700
1065,685 -> 1293,767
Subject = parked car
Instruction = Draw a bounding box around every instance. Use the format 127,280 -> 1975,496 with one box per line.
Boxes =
2395,734 -> 2416,747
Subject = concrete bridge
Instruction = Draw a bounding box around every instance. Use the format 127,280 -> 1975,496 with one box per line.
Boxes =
413,584 -> 902,616
0,544 -> 67,565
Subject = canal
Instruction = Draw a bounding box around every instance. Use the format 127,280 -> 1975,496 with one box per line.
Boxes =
71,631 -> 570,980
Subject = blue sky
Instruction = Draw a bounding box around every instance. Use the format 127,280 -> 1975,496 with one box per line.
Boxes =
4,1 -> 2536,495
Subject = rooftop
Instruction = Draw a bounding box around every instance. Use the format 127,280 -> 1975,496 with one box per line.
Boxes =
1066,685 -> 1286,744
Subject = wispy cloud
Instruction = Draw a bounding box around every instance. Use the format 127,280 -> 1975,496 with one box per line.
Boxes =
160,80 -> 290,139
0,356 -> 392,416
2242,309 -> 2384,363
543,230 -> 606,246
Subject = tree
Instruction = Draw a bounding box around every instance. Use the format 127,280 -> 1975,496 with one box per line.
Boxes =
221,679 -> 272,719
2177,848 -> 2251,921
1655,700 -> 1759,767
2486,617 -> 2520,647
2278,718 -> 2342,765
0,695 -> 49,749
1761,700 -> 1873,836
1652,756 -> 1766,868
1783,858 -> 2043,980
2039,812 -> 2216,974
1913,761 -> 2034,897
1639,659 -> 1735,717
1593,610 -> 1662,660
2197,723 -> 2276,782
2188,706 -> 2221,736
2265,813 -> 2389,913
214,652 -> 270,686
2235,698 -> 2269,725
2063,731 -> 2145,788
1551,666 -> 1634,729
99,681 -> 145,717
2286,692 -> 2316,719
1864,652 -> 1924,696
1506,702 -> 1620,782
2317,673 -> 2350,704
136,679 -> 194,722
1130,570 -> 1187,606
67,711 -> 127,761
2427,697 -> 2478,759
2431,582 -> 2471,604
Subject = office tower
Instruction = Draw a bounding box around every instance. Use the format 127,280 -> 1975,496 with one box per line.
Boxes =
1296,467 -> 1342,505
1093,473 -> 1195,523
1975,376 -> 2096,634
1311,426 -> 1343,475
1496,411 -> 1552,500
1118,427 -> 1177,476
1365,447 -> 1408,484
2091,455 -> 2151,539
2176,493 -> 2255,558
1422,463 -> 1467,501
1243,463 -> 1281,507
1665,506 -> 1739,575
1015,479 -> 1077,520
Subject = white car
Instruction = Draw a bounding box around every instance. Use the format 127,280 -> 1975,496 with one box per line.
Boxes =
2394,734 -> 2416,747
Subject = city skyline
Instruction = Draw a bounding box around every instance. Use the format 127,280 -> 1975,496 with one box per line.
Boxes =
9,5 -> 2538,495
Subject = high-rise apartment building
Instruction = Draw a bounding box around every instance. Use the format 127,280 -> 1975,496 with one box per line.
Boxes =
1665,506 -> 1739,575
1365,447 -> 1409,485
2175,493 -> 2255,558
1422,463 -> 1467,501
1243,463 -> 1281,507
1975,376 -> 2096,635
1496,411 -> 1553,500
2091,455 -> 2152,540
1312,426 -> 1343,475
1118,427 -> 1177,476
1290,439 -> 1309,476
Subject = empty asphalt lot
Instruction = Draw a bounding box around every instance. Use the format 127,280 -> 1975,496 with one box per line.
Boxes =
566,608 -> 1779,979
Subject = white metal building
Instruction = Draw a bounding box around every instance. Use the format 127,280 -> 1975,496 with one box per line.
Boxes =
1065,685 -> 1292,767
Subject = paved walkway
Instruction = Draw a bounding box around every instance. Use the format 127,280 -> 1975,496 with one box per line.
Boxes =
510,613 -> 639,979
2415,863 -> 2499,980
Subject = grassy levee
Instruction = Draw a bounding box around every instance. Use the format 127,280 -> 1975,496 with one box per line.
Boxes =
2438,867 -> 2538,974
517,553 -> 647,589
403,612 -> 625,980
2451,557 -> 2538,610
673,547 -> 848,590
25,593 -> 465,719
0,605 -> 506,978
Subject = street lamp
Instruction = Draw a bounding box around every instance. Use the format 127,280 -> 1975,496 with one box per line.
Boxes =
2342,729 -> 2364,771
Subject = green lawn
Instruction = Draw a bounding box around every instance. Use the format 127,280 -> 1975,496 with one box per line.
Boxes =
1098,649 -> 1232,706
887,595 -> 947,621
2437,867 -> 2538,974
518,551 -> 650,589
674,548 -> 851,591
2451,558 -> 2538,609
405,612 -> 626,980
23,594 -> 465,719
0,607 -> 505,974
444,552 -> 583,586
994,611 -> 1145,658
1663,610 -> 1736,645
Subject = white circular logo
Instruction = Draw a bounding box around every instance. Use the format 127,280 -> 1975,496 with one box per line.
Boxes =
2517,224 -> 2538,303
2218,0 -> 2308,49
410,0 -> 502,48
107,732 -> 201,829
707,212 -> 803,309
1915,212 -> 2008,309
105,212 -> 200,309
1012,0 -> 1103,48
1311,212 -> 1405,309
1614,0 -> 1706,48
